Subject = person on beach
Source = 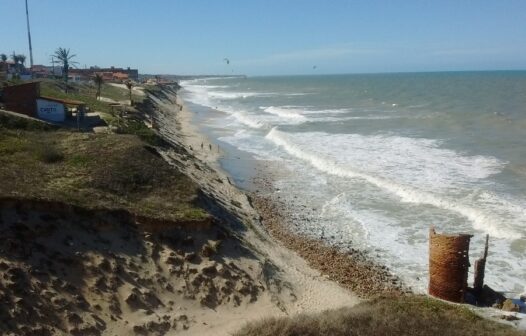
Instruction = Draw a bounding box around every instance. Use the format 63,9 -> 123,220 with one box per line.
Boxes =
201,142 -> 203,149
209,144 -> 212,150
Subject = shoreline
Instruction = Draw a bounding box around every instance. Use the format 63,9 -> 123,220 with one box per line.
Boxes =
251,195 -> 407,296
159,85 -> 526,330
170,88 -> 408,298
149,86 -> 363,334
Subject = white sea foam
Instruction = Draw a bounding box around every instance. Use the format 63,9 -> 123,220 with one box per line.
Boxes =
228,111 -> 265,129
219,130 -> 281,161
263,106 -> 307,121
208,91 -> 272,100
265,128 -> 520,239
261,106 -> 351,115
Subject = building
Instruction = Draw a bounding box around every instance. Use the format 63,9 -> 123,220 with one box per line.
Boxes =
112,72 -> 129,82
36,96 -> 85,122
3,82 -> 39,116
1,82 -> 85,123
105,66 -> 138,81
93,71 -> 114,81
68,70 -> 91,82
74,66 -> 139,81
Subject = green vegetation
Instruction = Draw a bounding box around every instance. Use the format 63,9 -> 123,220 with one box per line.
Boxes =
235,295 -> 522,336
39,79 -> 144,115
38,79 -> 162,145
53,47 -> 77,90
39,80 -> 113,114
0,102 -> 208,222
0,112 -> 58,131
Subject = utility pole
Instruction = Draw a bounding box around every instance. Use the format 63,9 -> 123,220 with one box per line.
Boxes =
25,0 -> 34,69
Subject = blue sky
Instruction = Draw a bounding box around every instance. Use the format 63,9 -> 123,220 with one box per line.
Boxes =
2,0 -> 526,75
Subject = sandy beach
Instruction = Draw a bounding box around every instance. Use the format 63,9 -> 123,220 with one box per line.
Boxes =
147,87 -> 364,335
146,83 -> 432,331
1,81 -> 524,335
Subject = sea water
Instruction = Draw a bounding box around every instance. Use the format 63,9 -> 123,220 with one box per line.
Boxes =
179,72 -> 526,294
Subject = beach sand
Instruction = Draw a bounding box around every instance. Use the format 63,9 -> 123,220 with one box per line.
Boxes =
146,88 -> 362,335
0,85 -> 410,335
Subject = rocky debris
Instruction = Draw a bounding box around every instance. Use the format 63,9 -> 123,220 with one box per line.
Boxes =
133,320 -> 171,335
251,195 -> 408,298
500,314 -> 521,321
67,312 -> 83,326
184,252 -> 197,262
201,240 -> 221,257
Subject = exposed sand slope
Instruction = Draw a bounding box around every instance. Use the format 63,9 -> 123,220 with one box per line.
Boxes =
149,87 -> 360,334
0,199 -> 277,335
0,86 -> 358,336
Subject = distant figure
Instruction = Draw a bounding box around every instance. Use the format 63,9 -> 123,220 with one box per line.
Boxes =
180,105 -> 182,111
209,144 -> 212,151
189,145 -> 193,150
201,142 -> 203,149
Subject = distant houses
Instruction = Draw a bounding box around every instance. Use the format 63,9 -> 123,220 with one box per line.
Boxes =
20,65 -> 139,83
31,64 -> 62,78
65,66 -> 138,83
1,60 -> 32,80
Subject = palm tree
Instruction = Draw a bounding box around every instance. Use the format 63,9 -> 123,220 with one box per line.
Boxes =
125,80 -> 133,105
17,54 -> 26,74
54,47 -> 78,92
10,52 -> 19,70
94,73 -> 104,100
10,52 -> 23,77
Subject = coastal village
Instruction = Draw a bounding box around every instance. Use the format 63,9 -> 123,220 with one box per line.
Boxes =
2,50 -> 525,335
1,2 -> 525,336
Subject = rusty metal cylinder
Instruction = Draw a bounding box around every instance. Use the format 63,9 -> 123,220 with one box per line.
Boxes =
429,227 -> 473,303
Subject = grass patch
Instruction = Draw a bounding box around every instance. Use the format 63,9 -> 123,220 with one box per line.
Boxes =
1,80 -> 200,220
0,123 -> 208,222
38,79 -> 163,146
0,136 -> 29,155
234,295 -> 523,336
116,118 -> 166,146
39,80 -> 113,115
68,154 -> 91,167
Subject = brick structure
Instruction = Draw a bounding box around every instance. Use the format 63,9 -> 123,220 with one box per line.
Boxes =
3,82 -> 40,117
428,227 -> 473,303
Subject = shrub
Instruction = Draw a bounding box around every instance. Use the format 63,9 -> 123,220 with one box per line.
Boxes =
36,145 -> 64,164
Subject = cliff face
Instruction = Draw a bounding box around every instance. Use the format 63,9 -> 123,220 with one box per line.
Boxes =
0,95 -> 275,335
0,196 -> 267,335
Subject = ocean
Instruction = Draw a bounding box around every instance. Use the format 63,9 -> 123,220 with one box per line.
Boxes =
179,72 -> 526,294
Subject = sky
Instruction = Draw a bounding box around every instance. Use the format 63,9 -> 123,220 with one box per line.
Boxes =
2,0 -> 526,76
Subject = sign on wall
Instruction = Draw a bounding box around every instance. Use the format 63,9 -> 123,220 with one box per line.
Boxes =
36,99 -> 65,122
